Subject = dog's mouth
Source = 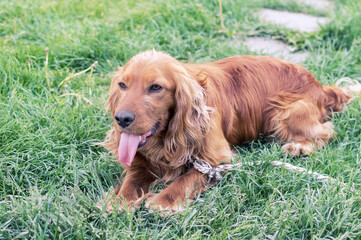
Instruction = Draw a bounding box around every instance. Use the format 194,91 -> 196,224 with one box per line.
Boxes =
118,122 -> 159,166
138,122 -> 159,148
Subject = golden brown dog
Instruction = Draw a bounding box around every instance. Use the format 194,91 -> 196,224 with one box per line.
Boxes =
100,50 -> 351,212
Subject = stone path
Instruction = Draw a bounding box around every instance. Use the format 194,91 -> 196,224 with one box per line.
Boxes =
243,0 -> 334,63
244,37 -> 308,63
259,9 -> 329,33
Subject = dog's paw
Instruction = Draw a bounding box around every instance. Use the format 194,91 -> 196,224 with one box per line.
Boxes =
282,142 -> 313,156
96,193 -> 138,214
145,193 -> 185,213
96,198 -> 127,214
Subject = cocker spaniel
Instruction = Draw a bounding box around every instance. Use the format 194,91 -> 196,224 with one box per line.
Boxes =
99,50 -> 352,212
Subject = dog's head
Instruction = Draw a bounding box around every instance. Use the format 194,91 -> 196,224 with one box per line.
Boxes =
106,50 -> 210,167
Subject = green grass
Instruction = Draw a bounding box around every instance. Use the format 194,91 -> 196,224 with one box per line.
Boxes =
1,0 -> 361,239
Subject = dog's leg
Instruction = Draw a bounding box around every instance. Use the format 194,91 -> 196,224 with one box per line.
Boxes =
267,98 -> 335,156
144,122 -> 231,213
145,169 -> 207,212
98,156 -> 156,213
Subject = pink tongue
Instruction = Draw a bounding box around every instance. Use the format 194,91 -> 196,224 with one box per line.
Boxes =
118,131 -> 151,166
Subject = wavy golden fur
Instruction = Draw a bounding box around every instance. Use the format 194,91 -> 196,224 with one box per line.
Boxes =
99,50 -> 351,212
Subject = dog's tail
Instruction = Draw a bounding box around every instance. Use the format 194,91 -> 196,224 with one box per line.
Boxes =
336,77 -> 361,97
323,78 -> 361,114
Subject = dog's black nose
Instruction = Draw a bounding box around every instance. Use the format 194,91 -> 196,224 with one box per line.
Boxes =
115,110 -> 135,128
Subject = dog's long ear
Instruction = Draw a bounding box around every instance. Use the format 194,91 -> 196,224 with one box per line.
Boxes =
106,67 -> 123,117
98,67 -> 123,157
164,64 -> 211,167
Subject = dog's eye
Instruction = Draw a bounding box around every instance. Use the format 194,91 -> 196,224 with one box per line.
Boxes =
148,84 -> 163,93
118,82 -> 127,90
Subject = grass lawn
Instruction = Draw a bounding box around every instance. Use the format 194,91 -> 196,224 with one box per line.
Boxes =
1,0 -> 361,239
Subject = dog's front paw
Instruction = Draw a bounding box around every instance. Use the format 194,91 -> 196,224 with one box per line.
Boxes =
97,192 -> 139,214
96,200 -> 122,214
96,197 -> 127,214
145,193 -> 185,213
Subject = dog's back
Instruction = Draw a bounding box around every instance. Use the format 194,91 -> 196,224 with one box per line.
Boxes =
189,55 -> 352,154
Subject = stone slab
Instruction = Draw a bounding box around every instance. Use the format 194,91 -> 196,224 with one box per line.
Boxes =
259,9 -> 329,33
244,37 -> 308,63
